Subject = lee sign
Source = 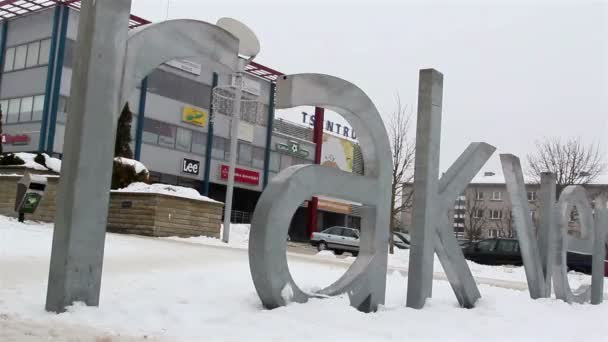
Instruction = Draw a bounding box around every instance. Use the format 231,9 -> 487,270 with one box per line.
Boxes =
181,158 -> 200,175
249,70 -> 608,314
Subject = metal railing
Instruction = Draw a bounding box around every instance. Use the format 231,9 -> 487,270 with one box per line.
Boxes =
221,209 -> 252,224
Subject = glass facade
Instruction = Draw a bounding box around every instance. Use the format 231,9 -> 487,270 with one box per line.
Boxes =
3,38 -> 52,72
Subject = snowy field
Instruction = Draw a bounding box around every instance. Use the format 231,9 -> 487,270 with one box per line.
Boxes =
2,216 -> 608,341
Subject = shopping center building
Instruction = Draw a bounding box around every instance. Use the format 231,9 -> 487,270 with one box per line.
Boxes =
0,1 -> 364,240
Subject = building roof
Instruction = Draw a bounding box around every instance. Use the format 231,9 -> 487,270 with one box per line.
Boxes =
470,171 -> 608,186
0,0 -> 285,81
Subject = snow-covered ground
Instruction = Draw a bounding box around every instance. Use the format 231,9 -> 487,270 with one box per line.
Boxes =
2,216 -> 607,341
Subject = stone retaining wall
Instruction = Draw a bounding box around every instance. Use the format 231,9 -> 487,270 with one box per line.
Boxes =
108,192 -> 223,238
0,169 -> 223,238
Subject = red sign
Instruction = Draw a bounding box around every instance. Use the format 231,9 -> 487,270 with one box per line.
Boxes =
1,134 -> 29,145
220,164 -> 260,185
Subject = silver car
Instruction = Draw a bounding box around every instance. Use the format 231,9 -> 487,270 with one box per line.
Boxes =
310,226 -> 360,256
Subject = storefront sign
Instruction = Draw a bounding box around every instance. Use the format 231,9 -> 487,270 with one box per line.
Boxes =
165,59 -> 202,76
301,111 -> 357,140
276,140 -> 309,158
220,164 -> 260,185
1,134 -> 29,145
304,199 -> 351,214
182,106 -> 208,127
182,158 -> 200,175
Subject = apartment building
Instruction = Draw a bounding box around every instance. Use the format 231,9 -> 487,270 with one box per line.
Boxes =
402,171 -> 608,240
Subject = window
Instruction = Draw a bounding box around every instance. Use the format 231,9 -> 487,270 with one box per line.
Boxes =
474,209 -> 484,219
280,154 -> 292,170
252,146 -> 265,169
19,96 -> 33,122
476,191 -> 484,200
490,209 -> 503,220
191,131 -> 207,154
476,239 -> 497,252
38,39 -> 51,65
223,139 -> 231,161
147,69 -> 211,109
343,229 -> 359,239
527,191 -> 537,201
4,47 -> 14,71
157,123 -> 176,148
13,45 -> 27,70
32,95 -> 44,121
488,230 -> 499,238
238,142 -> 252,166
7,98 -> 20,123
4,39 -> 52,72
142,118 -> 160,144
25,41 -> 40,68
498,240 -> 518,252
0,99 -> 7,121
176,127 -> 192,152
269,151 -> 280,172
491,191 -> 502,201
211,137 -> 225,159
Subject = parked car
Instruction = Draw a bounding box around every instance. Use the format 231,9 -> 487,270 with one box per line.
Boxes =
393,232 -> 411,249
310,226 -> 360,256
462,238 -> 608,276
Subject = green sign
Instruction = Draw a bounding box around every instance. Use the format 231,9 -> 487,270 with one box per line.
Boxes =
20,193 -> 42,214
276,140 -> 309,158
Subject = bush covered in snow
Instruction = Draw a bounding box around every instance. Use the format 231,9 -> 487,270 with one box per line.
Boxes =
0,153 -> 25,166
111,158 -> 149,190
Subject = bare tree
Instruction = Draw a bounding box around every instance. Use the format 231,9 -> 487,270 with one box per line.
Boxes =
463,188 -> 488,242
526,137 -> 606,196
388,96 -> 415,253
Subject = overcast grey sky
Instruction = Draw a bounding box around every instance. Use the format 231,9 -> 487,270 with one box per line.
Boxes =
132,0 -> 606,173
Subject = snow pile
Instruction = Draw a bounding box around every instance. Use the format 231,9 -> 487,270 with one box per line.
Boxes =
2,216 -> 608,341
113,182 -> 221,203
114,157 -> 148,174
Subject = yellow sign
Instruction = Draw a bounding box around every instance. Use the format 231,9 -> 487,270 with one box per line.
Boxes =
182,106 -> 208,127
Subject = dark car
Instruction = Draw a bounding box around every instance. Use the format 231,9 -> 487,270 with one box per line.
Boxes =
462,238 -> 608,276
463,238 -> 522,266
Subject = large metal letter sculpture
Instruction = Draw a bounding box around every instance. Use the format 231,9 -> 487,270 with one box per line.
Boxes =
46,0 -> 132,313
119,19 -> 240,109
501,154 -> 607,304
249,74 -> 392,313
553,186 -> 607,304
407,69 -> 496,309
47,2 -> 243,312
500,155 -> 550,298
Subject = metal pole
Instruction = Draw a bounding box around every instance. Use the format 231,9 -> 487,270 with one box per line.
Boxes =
222,62 -> 245,243
202,72 -> 218,196
262,82 -> 276,188
307,106 -> 324,238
